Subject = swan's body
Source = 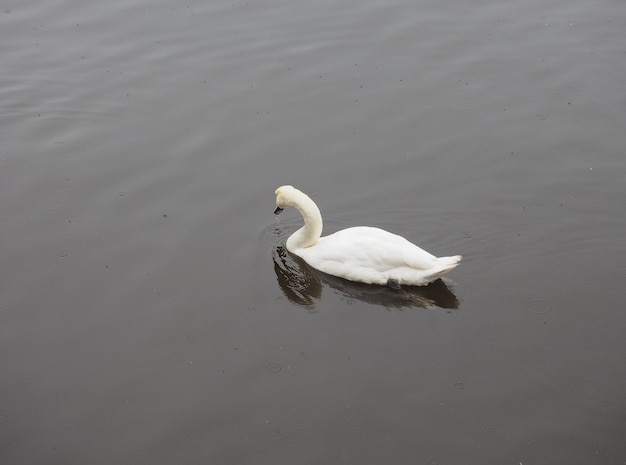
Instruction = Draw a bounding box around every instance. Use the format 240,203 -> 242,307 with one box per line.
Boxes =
274,185 -> 461,287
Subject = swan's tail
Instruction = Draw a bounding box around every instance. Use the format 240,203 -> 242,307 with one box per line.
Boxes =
427,255 -> 462,281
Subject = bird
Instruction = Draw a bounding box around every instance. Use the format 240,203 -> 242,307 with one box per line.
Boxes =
273,185 -> 461,288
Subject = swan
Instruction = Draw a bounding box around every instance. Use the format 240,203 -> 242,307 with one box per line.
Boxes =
273,185 -> 461,288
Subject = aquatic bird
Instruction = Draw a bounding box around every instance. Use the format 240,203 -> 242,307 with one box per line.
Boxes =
273,185 -> 461,288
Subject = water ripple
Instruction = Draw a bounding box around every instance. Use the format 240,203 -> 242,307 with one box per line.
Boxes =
524,298 -> 552,314
481,424 -> 508,439
266,362 -> 286,374
525,439 -> 563,464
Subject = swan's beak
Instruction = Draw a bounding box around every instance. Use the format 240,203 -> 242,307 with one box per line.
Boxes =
274,206 -> 284,215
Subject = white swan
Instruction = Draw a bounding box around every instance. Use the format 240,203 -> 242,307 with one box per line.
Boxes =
274,185 -> 461,288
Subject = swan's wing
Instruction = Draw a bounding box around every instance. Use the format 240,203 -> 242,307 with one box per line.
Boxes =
311,227 -> 438,271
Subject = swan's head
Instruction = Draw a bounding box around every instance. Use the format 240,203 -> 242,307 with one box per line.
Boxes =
274,185 -> 296,214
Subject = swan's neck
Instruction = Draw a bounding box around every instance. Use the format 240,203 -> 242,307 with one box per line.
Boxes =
286,191 -> 323,250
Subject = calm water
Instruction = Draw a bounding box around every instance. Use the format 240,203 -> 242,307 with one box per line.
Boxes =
1,0 -> 625,463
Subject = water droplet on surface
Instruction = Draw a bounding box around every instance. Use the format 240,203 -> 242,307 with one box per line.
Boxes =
50,140 -> 69,152
524,298 -> 552,314
118,192 -> 127,197
454,380 -> 466,390
461,231 -> 473,238
266,363 -> 284,374
482,424 -> 507,439
526,439 -> 563,463
57,250 -> 69,258
345,412 -> 367,428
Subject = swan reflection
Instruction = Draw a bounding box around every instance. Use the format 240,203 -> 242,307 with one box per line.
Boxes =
273,245 -> 459,310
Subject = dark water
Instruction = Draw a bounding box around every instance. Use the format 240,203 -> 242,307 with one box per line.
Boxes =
1,0 -> 625,463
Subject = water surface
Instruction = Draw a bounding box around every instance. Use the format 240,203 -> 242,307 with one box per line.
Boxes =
1,0 -> 625,463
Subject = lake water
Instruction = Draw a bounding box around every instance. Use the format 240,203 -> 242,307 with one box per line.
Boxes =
1,0 -> 625,463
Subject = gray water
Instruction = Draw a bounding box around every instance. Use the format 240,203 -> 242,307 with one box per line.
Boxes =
1,0 -> 625,463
